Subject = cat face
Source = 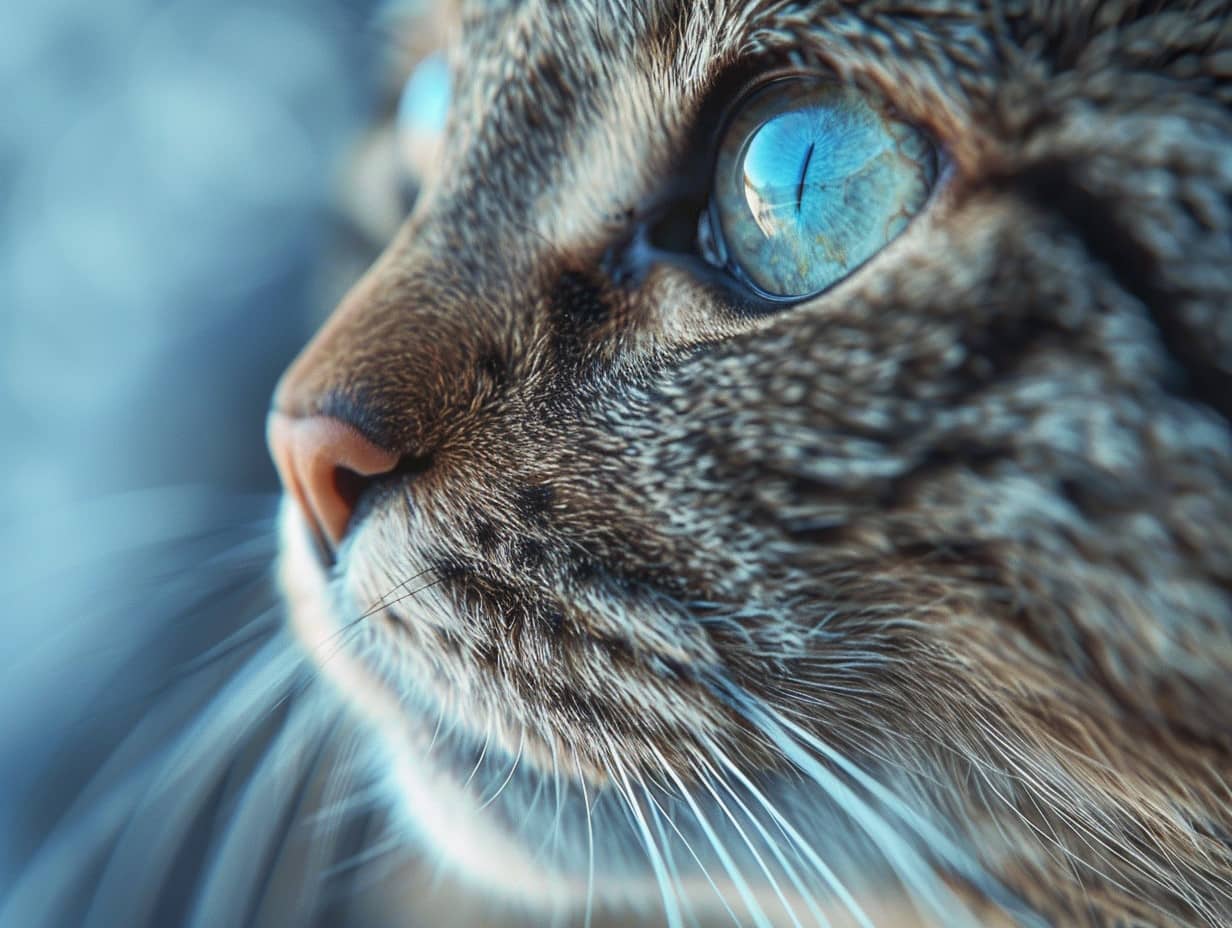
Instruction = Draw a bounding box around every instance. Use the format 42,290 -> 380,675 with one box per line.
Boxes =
272,1 -> 1232,923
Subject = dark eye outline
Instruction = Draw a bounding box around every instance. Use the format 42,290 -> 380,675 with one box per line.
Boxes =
698,74 -> 942,306
638,66 -> 948,315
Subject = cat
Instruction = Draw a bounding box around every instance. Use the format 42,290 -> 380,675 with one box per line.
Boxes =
8,0 -> 1232,926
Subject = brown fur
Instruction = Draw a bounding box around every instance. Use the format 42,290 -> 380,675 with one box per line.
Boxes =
276,1 -> 1232,924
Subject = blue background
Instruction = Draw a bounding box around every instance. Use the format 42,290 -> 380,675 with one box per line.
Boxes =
0,0 -> 391,897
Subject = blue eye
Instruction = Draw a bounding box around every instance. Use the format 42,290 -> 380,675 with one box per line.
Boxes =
710,78 -> 936,300
396,52 -> 451,179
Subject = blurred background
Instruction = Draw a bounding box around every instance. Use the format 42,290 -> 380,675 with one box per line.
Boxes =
0,0 -> 397,910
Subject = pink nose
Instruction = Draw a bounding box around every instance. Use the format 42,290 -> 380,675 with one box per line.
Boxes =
267,411 -> 400,552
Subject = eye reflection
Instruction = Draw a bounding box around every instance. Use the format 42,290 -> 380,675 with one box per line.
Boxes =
713,79 -> 937,299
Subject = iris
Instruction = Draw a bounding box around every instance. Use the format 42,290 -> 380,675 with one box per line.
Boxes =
712,79 -> 936,299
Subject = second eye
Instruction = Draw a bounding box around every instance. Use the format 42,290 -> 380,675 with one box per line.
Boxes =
396,51 -> 452,190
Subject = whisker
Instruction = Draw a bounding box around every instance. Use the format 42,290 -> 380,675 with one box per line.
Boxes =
717,681 -> 987,927
708,743 -> 865,928
161,604 -> 283,686
697,766 -> 803,928
427,704 -> 446,753
3,636 -> 306,928
607,751 -> 686,928
641,776 -> 744,928
461,721 -> 492,791
645,782 -> 701,928
301,779 -> 385,829
285,732 -> 367,925
477,726 -> 524,811
308,576 -> 452,683
320,825 -> 406,884
532,736 -> 567,865
647,743 -> 773,928
243,727 -> 346,928
308,566 -> 444,662
693,754 -> 825,928
186,699 -> 342,928
573,754 -> 597,928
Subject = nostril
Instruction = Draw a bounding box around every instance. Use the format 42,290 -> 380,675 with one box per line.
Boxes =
394,452 -> 435,479
267,411 -> 401,558
332,466 -> 371,517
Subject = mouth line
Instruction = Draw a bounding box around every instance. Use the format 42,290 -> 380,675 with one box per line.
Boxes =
308,525 -> 337,569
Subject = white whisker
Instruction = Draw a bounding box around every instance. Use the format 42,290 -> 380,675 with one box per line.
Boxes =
574,754 -> 597,928
608,749 -> 685,928
695,747 -> 832,928
719,681 -> 987,927
647,743 -> 774,928
708,743 -> 864,928
641,775 -> 744,928
2,635 -> 305,928
186,698 -> 341,928
477,726 -> 524,811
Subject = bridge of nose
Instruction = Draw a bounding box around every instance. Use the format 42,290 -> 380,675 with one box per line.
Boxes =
272,16 -> 634,463
267,220 -> 531,553
272,215 -> 539,454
